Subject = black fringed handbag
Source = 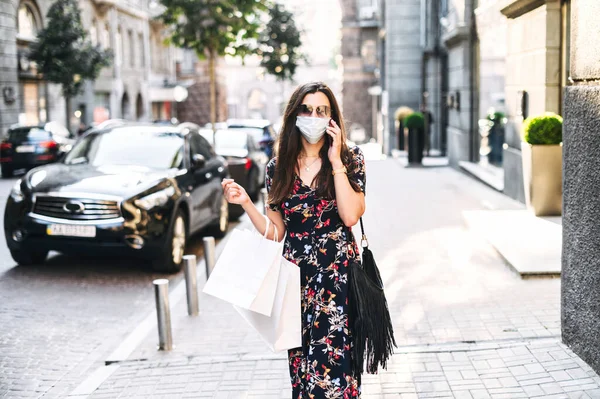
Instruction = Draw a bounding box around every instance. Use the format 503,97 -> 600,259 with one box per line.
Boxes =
347,218 -> 396,385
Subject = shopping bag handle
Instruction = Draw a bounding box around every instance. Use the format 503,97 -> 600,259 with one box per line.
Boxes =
262,215 -> 279,242
263,216 -> 270,239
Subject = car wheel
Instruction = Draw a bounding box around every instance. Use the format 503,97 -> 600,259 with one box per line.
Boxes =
2,166 -> 14,178
152,210 -> 187,273
247,168 -> 259,201
10,248 -> 48,266
209,195 -> 229,238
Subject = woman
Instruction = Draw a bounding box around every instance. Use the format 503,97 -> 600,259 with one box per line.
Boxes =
222,81 -> 366,398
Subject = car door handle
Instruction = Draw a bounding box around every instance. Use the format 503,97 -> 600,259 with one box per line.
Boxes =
205,172 -> 213,180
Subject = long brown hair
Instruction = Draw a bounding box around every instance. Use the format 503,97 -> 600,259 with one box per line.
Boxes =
268,81 -> 359,206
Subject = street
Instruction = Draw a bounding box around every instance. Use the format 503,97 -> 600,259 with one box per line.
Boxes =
77,158 -> 600,398
0,172 -> 232,399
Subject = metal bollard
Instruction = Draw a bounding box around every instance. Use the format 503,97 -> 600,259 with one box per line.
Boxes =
183,255 -> 199,316
260,188 -> 268,214
203,236 -> 216,279
153,279 -> 173,351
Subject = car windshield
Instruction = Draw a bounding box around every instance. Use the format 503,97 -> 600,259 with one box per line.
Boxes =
214,131 -> 248,151
226,127 -> 265,144
64,129 -> 184,169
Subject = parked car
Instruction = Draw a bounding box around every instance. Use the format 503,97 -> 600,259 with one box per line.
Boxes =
226,119 -> 278,159
202,128 -> 269,200
4,122 -> 230,273
1,122 -> 75,178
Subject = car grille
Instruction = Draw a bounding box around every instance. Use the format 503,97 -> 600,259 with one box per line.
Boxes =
33,196 -> 121,221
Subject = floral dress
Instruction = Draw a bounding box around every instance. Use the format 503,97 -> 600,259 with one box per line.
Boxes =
265,146 -> 366,399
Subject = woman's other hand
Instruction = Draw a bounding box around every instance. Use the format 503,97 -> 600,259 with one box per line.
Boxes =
327,119 -> 343,168
222,179 -> 250,206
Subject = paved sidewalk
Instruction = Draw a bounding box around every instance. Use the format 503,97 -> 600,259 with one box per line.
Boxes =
85,158 -> 600,398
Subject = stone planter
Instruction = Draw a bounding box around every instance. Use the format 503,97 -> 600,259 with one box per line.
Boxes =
408,128 -> 424,164
521,142 -> 562,216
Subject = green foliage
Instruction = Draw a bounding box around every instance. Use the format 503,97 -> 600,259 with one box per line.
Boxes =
403,112 -> 425,130
28,0 -> 112,98
258,3 -> 305,81
487,111 -> 506,123
156,0 -> 268,60
522,112 -> 563,145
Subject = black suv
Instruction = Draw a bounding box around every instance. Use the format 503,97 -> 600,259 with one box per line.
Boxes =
4,122 -> 229,273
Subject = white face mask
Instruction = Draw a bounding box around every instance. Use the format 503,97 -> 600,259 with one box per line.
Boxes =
296,116 -> 330,144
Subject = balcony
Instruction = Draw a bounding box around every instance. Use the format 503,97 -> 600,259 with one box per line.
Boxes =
358,6 -> 381,28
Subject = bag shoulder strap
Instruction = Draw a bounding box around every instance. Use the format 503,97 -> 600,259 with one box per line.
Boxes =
347,217 -> 368,248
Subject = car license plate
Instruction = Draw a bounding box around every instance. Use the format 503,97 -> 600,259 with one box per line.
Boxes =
46,224 -> 96,238
16,145 -> 35,153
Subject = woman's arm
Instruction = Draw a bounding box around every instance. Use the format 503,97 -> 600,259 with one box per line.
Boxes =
332,162 -> 365,226
242,199 -> 286,242
222,178 -> 286,241
326,119 -> 366,227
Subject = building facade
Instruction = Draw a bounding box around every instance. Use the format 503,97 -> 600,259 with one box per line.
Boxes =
339,0 -> 385,144
223,0 -> 343,128
562,0 -> 600,377
380,0 -> 569,204
0,0 -> 191,135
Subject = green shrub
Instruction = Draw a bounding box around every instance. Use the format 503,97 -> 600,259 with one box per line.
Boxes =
404,112 -> 425,130
487,111 -> 506,123
522,112 -> 563,145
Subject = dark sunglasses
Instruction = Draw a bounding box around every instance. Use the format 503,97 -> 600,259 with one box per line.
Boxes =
297,104 -> 331,118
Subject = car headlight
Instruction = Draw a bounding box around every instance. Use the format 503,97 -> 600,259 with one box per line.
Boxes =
134,186 -> 176,211
10,179 -> 24,203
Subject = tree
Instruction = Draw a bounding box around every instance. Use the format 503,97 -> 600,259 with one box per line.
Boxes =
258,3 -> 304,81
28,0 -> 112,133
156,0 -> 268,130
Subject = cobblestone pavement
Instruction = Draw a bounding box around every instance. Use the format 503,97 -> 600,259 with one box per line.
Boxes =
0,171 -> 223,399
86,158 -> 600,398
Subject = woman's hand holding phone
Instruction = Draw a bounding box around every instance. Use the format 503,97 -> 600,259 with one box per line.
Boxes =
326,119 -> 343,169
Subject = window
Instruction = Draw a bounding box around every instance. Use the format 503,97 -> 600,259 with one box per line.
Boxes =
17,3 -> 38,40
18,81 -> 45,125
128,30 -> 135,67
440,0 -> 449,17
116,27 -> 123,66
139,33 -> 145,68
102,24 -> 110,49
90,20 -> 98,46
64,130 -> 185,169
189,133 -> 214,160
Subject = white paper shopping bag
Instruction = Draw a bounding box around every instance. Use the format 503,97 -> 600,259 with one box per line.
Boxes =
234,257 -> 301,352
203,227 -> 283,316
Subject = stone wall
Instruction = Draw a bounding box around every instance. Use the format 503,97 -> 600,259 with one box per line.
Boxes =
177,59 -> 227,126
501,0 -> 561,202
340,23 -> 376,140
475,1 -> 507,118
384,0 -> 422,151
562,0 -> 600,375
443,0 -> 477,167
0,0 -> 19,135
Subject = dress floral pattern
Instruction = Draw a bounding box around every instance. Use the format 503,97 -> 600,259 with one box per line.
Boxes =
266,146 -> 366,399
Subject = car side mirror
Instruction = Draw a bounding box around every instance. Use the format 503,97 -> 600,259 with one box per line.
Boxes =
191,153 -> 206,169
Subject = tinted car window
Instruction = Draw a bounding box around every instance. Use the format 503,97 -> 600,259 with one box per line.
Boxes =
8,127 -> 51,141
189,133 -> 214,160
64,130 -> 184,169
